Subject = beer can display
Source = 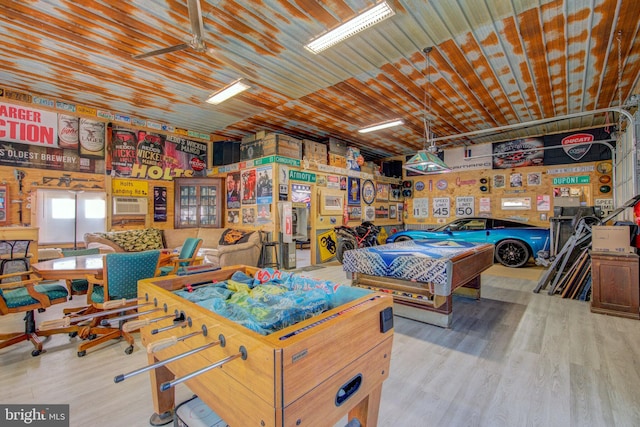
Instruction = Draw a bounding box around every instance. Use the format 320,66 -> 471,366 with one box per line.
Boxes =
58,114 -> 79,149
79,118 -> 106,157
111,128 -> 137,176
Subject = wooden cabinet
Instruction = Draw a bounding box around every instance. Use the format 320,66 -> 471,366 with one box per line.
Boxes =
590,252 -> 639,319
174,178 -> 222,229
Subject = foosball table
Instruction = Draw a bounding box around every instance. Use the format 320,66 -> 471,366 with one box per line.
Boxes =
118,266 -> 394,427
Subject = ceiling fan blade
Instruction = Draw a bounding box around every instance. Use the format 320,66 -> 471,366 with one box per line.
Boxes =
187,0 -> 205,41
132,43 -> 190,59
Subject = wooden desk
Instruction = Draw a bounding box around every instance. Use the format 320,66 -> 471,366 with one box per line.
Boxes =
31,252 -> 172,280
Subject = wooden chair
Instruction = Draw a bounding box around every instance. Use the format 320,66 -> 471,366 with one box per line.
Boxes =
60,248 -> 101,299
74,250 -> 161,357
156,238 -> 203,276
0,270 -> 72,356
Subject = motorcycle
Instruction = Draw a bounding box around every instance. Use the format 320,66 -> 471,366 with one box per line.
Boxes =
334,221 -> 380,263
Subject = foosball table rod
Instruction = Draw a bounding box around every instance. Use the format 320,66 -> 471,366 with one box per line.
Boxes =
122,313 -> 179,333
160,346 -> 248,392
114,332 -> 225,384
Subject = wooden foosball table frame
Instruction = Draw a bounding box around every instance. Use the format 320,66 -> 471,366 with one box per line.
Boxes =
135,266 -> 394,427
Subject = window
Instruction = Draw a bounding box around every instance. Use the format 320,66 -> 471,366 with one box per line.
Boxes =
35,189 -> 107,245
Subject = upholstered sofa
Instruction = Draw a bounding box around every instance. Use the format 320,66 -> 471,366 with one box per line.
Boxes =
84,227 -> 262,269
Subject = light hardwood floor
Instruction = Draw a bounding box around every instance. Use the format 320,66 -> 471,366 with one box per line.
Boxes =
2,264 -> 640,427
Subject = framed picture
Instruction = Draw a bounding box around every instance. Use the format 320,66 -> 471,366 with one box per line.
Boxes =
510,173 -> 522,188
348,206 -> 362,220
348,177 -> 361,205
376,183 -> 389,201
389,204 -> 397,219
389,184 -> 401,201
527,172 -> 541,186
494,174 -> 505,188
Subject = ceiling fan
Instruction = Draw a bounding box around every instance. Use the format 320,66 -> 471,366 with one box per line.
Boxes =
133,0 -> 208,59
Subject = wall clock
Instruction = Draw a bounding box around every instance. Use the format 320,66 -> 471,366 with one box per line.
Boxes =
362,180 -> 376,205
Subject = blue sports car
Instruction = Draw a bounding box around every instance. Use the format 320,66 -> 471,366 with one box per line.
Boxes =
386,217 -> 550,268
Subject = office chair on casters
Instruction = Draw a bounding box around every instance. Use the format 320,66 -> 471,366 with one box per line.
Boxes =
0,270 -> 71,356
74,250 -> 160,357
157,238 -> 203,276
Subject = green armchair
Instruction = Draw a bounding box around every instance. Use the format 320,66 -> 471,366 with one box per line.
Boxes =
157,237 -> 203,276
0,270 -> 70,356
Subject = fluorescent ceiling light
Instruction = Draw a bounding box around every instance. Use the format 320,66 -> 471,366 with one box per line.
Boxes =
205,79 -> 250,104
403,150 -> 451,174
358,119 -> 404,133
304,1 -> 395,54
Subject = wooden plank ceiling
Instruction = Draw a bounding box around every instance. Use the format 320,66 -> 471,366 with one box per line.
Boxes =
1,0 -> 639,161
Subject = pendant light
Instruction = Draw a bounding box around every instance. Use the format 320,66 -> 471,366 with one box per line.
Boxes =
403,47 -> 451,174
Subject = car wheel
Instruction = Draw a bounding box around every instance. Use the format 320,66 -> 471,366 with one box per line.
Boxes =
393,236 -> 413,242
336,239 -> 356,264
495,239 -> 530,268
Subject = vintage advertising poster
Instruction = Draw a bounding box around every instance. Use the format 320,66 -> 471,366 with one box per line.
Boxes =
479,197 -> 491,212
536,195 -> 550,211
0,102 -> 104,173
164,135 -> 207,176
543,127 -> 612,165
153,186 -> 167,221
242,206 -> 256,225
443,142 -> 493,171
256,165 -> 273,204
326,175 -> 340,189
348,177 -> 361,205
376,183 -> 389,201
493,138 -> 544,169
527,172 -> 542,186
227,210 -> 240,224
106,128 -> 208,179
241,169 -> 256,205
226,172 -> 241,209
257,203 -> 272,224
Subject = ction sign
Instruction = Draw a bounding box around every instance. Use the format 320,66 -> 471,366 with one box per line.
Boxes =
552,175 -> 590,185
289,170 -> 316,183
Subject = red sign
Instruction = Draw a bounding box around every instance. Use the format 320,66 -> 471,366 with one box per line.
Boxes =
190,157 -> 205,171
562,133 -> 594,160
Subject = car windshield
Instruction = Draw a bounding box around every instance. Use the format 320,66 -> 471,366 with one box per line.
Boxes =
433,219 -> 487,231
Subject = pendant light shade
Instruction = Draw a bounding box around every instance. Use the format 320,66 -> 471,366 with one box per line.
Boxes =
404,150 -> 450,174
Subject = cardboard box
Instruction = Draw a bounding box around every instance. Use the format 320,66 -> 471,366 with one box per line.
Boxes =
591,225 -> 634,253
329,153 -> 347,168
240,133 -> 302,161
326,137 -> 348,156
303,139 -> 327,164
